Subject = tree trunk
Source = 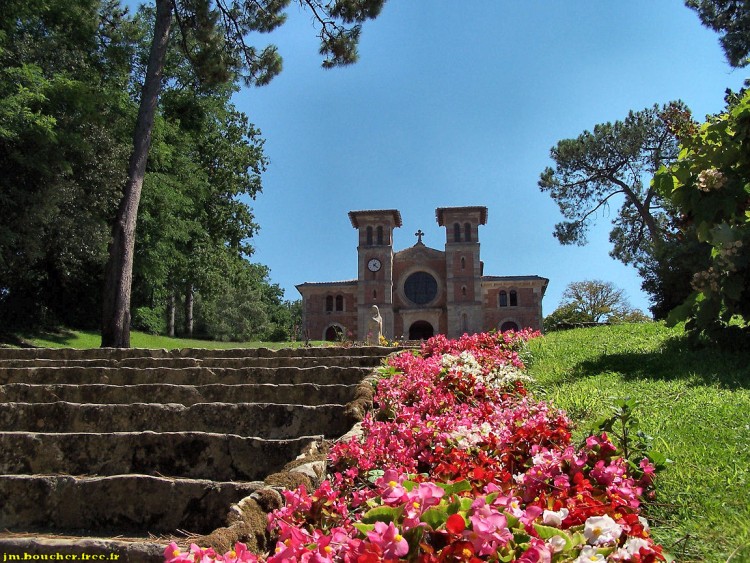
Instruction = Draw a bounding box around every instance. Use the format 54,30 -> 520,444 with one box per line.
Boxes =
167,290 -> 176,337
184,284 -> 194,338
100,0 -> 173,348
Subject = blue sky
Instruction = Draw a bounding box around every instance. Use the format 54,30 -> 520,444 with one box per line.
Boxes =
231,1 -> 747,315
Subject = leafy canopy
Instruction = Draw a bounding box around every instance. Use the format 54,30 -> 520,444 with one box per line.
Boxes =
686,0 -> 750,68
653,88 -> 750,340
539,103 -> 684,269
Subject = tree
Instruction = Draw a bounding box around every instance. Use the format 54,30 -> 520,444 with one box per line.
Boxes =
559,280 -> 640,323
653,88 -> 750,342
102,0 -> 387,347
685,0 -> 750,68
0,0 -> 136,328
539,103 -> 685,270
543,303 -> 592,332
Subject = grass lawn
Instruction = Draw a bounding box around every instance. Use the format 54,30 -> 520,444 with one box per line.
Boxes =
4,328 -> 323,350
527,323 -> 750,562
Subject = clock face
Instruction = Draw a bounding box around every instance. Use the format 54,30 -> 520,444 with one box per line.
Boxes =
367,258 -> 382,272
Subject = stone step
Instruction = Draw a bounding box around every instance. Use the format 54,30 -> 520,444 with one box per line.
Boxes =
0,354 -> 385,369
0,345 -> 394,361
0,535 -> 165,563
0,382 -> 357,406
0,402 -> 355,438
0,364 -> 371,385
0,431 -> 318,481
0,474 -> 261,534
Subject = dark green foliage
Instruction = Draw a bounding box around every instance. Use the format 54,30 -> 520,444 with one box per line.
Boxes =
0,0 -> 131,327
132,305 -> 167,334
0,0 -> 298,341
654,89 -> 750,343
639,235 -> 712,320
686,0 -> 750,67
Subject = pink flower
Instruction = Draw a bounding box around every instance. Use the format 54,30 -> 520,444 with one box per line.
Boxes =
464,500 -> 512,556
376,469 -> 409,505
517,539 -> 552,562
163,542 -> 190,563
366,521 -> 410,559
188,543 -> 219,563
414,482 -> 445,508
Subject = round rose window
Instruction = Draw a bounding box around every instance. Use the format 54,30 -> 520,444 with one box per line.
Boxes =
404,271 -> 438,305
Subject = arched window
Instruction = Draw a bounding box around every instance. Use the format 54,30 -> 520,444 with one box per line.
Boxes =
510,290 -> 518,307
325,296 -> 334,312
462,314 -> 468,333
461,256 -> 466,270
453,223 -> 461,242
373,289 -> 377,300
499,290 -> 508,307
464,223 -> 472,242
376,226 -> 384,245
366,226 -> 373,246
461,285 -> 467,297
335,295 -> 344,311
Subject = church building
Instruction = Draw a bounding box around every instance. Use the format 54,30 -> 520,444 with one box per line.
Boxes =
296,207 -> 548,341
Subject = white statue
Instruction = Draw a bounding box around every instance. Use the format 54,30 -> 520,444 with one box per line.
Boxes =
367,305 -> 383,345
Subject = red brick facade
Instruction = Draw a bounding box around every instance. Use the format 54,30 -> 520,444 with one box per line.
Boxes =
296,207 -> 548,341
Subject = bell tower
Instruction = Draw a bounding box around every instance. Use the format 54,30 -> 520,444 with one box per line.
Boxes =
436,206 -> 487,337
348,209 -> 402,340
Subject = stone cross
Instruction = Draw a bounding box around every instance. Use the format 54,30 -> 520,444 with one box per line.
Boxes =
415,229 -> 424,244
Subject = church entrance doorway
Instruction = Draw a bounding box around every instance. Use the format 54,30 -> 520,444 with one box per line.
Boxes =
409,321 -> 434,340
324,325 -> 343,341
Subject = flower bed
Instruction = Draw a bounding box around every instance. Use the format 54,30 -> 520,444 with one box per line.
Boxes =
166,331 -> 665,562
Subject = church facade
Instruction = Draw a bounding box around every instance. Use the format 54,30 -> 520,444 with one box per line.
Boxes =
296,207 -> 548,341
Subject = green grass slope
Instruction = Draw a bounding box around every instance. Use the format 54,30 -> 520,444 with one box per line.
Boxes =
528,323 -> 750,562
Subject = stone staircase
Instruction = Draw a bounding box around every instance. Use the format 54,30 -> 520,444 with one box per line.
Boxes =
0,345 -> 391,561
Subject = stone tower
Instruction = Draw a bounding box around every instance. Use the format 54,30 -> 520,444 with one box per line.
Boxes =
436,206 -> 487,337
348,209 -> 402,340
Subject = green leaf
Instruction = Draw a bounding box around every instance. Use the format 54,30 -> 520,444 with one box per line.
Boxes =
503,511 -> 520,528
420,506 -> 448,530
532,524 -> 573,549
437,480 -> 472,496
652,170 -> 675,195
459,497 -> 474,512
724,274 -> 744,301
353,522 -> 375,536
361,505 -> 403,524
402,480 -> 417,492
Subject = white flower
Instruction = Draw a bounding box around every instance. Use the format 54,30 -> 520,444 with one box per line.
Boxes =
546,535 -> 568,553
611,538 -> 651,561
574,546 -> 606,562
542,507 -> 569,527
583,514 -> 623,545
624,537 -> 650,555
697,168 -> 726,192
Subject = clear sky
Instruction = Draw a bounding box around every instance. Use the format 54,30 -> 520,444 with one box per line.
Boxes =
231,1 -> 746,315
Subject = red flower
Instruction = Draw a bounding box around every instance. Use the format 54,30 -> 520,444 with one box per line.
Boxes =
446,514 -> 466,534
